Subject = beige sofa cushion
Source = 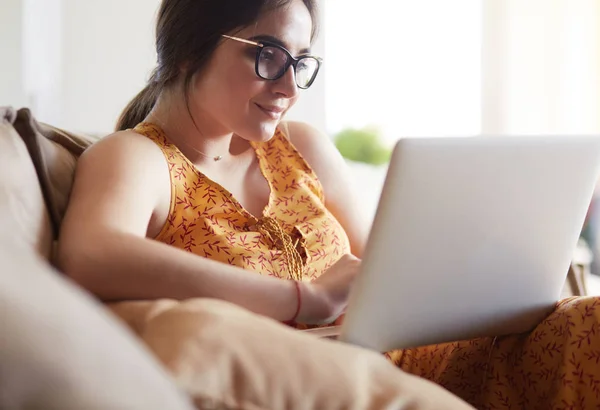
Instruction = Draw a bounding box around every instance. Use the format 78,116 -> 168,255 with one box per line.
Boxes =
0,107 -> 52,259
110,299 -> 473,409
0,236 -> 194,410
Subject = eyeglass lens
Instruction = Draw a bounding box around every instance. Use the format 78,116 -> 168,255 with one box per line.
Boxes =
257,46 -> 319,88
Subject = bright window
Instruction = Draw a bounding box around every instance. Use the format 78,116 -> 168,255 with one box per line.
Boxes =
324,0 -> 482,143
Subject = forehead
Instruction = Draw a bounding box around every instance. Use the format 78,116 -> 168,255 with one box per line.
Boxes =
240,0 -> 313,53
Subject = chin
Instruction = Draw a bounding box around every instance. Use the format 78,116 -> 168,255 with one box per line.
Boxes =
242,120 -> 279,142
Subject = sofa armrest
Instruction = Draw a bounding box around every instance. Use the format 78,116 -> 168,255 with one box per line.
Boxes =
0,238 -> 194,410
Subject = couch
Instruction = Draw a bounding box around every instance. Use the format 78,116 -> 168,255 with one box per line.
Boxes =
0,106 -> 477,409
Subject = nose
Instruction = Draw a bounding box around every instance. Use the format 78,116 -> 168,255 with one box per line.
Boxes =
271,65 -> 299,98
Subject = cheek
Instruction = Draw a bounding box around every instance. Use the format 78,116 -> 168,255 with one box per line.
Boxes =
194,62 -> 260,115
282,95 -> 300,118
214,58 -> 263,105
226,70 -> 264,104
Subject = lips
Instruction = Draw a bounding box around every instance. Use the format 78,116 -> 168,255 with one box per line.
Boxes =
255,103 -> 285,120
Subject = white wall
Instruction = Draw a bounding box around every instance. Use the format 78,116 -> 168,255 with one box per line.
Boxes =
23,0 -> 63,125
5,0 -> 159,133
324,0 -> 482,142
0,0 -> 26,108
59,0 -> 160,133
284,5 -> 326,132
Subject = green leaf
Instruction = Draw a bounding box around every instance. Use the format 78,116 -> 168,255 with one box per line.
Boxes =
334,127 -> 391,165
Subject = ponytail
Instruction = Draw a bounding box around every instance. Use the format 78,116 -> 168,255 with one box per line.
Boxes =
115,82 -> 160,131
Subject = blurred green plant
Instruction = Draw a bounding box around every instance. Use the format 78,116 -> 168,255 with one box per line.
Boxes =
333,126 -> 391,165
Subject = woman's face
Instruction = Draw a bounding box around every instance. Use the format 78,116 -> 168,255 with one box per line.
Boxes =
190,0 -> 313,141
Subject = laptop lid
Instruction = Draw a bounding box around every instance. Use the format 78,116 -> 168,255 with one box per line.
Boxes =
339,135 -> 600,352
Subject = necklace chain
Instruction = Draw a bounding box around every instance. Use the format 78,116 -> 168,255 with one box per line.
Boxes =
180,140 -> 224,162
151,117 -> 224,162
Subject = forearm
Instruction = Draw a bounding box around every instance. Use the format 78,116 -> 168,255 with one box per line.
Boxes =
57,231 -> 299,322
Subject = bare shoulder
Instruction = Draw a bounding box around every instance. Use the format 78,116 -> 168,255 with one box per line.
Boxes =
66,128 -> 170,235
80,129 -> 163,166
281,120 -> 328,152
280,121 -> 346,178
74,127 -> 169,211
75,129 -> 169,194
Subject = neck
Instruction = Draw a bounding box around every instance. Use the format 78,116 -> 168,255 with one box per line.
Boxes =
145,86 -> 248,164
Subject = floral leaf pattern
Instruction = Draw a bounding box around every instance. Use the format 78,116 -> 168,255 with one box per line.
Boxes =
134,122 -> 350,282
387,296 -> 600,408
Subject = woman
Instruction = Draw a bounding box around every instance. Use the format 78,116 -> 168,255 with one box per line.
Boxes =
57,0 -> 600,407
58,0 -> 363,326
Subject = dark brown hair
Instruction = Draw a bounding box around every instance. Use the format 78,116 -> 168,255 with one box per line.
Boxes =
116,0 -> 318,131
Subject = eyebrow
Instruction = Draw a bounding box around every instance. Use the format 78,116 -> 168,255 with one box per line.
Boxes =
248,35 -> 311,55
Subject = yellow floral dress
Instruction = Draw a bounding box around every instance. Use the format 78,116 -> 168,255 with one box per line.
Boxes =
135,122 -> 600,408
134,122 -> 351,282
389,297 -> 600,408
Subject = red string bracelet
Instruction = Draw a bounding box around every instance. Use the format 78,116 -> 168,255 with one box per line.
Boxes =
283,280 -> 301,326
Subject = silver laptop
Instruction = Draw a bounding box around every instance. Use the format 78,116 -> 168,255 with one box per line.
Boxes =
304,135 -> 600,352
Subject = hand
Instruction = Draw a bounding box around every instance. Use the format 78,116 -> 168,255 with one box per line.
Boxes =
297,254 -> 361,325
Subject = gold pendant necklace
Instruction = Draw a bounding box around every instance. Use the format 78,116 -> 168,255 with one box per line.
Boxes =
181,140 -> 224,162
150,117 -> 224,161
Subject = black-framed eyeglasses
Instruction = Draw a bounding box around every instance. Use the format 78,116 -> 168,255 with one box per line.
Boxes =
221,34 -> 322,90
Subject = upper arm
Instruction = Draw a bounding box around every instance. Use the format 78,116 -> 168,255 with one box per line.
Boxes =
57,131 -> 169,266
283,121 -> 370,257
